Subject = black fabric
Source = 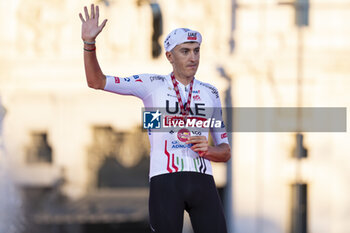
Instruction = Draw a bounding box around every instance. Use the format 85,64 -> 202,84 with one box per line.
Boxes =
149,172 -> 227,233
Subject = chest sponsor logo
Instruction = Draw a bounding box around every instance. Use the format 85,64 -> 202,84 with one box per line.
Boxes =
191,130 -> 202,136
166,100 -> 206,116
171,140 -> 191,148
167,93 -> 177,98
193,95 -> 201,101
221,133 -> 227,139
114,77 -> 120,83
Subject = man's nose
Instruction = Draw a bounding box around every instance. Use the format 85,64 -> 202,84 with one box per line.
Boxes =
189,51 -> 197,61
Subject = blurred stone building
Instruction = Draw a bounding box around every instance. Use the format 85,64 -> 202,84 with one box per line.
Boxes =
0,0 -> 349,233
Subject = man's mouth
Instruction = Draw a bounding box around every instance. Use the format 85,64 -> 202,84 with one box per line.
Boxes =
187,64 -> 197,68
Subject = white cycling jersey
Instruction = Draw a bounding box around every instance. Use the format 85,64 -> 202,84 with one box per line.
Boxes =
104,73 -> 229,178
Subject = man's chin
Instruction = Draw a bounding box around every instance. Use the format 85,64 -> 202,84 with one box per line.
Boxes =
186,69 -> 198,77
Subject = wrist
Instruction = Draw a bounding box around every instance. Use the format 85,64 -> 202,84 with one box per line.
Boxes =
84,46 -> 96,52
83,40 -> 96,45
84,43 -> 96,49
83,44 -> 96,52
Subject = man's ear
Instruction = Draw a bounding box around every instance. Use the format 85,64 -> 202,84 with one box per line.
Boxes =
166,51 -> 173,63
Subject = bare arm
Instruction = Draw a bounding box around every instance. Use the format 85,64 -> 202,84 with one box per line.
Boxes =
186,136 -> 231,162
79,4 -> 108,89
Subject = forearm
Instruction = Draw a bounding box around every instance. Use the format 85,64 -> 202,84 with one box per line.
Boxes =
79,4 -> 108,90
203,143 -> 231,162
84,43 -> 106,89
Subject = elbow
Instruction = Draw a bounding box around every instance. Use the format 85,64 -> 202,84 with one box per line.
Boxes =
87,81 -> 100,89
86,74 -> 106,90
87,79 -> 104,90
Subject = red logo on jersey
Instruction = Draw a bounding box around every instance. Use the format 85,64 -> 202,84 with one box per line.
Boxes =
221,133 -> 227,139
177,128 -> 191,142
114,77 -> 120,83
193,95 -> 201,101
135,79 -> 143,83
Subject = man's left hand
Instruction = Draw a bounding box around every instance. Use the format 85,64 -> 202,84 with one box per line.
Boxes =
186,136 -> 208,157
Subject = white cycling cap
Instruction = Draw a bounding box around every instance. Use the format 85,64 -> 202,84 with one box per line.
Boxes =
163,28 -> 202,52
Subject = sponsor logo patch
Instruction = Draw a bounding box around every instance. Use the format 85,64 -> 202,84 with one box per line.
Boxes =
150,76 -> 165,82
187,32 -> 197,40
133,75 -> 143,83
193,95 -> 201,101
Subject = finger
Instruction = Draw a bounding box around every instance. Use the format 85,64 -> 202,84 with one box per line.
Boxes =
79,13 -> 85,23
193,147 -> 208,153
187,136 -> 206,141
84,6 -> 89,20
198,151 -> 206,157
98,19 -> 108,31
91,4 -> 95,19
186,137 -> 201,143
191,143 -> 207,150
96,5 -> 100,20
186,138 -> 207,144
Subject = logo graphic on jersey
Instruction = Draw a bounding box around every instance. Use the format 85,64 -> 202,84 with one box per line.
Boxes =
143,110 -> 162,129
114,77 -> 120,83
125,78 -> 130,82
177,128 -> 191,142
221,132 -> 227,139
133,75 -> 143,82
150,76 -> 165,82
193,95 -> 201,101
193,157 -> 207,174
199,83 -> 219,98
164,140 -> 184,173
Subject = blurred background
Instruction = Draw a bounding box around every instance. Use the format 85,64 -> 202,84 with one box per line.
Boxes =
0,0 -> 349,232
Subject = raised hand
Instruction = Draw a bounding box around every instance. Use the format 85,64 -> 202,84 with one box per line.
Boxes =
79,4 -> 107,42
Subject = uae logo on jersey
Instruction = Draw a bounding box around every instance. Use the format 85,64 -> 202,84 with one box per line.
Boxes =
143,110 -> 162,129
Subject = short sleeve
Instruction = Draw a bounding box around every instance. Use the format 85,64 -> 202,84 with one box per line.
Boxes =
210,91 -> 229,146
103,74 -> 154,100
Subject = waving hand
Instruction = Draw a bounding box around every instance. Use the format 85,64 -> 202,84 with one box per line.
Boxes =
79,4 -> 107,42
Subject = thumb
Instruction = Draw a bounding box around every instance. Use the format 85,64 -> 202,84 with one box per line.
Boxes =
99,19 -> 108,32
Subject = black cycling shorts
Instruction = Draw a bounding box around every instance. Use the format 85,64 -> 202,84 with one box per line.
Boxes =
149,172 -> 227,233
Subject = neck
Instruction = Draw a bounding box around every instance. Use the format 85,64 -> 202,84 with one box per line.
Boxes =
172,71 -> 193,86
